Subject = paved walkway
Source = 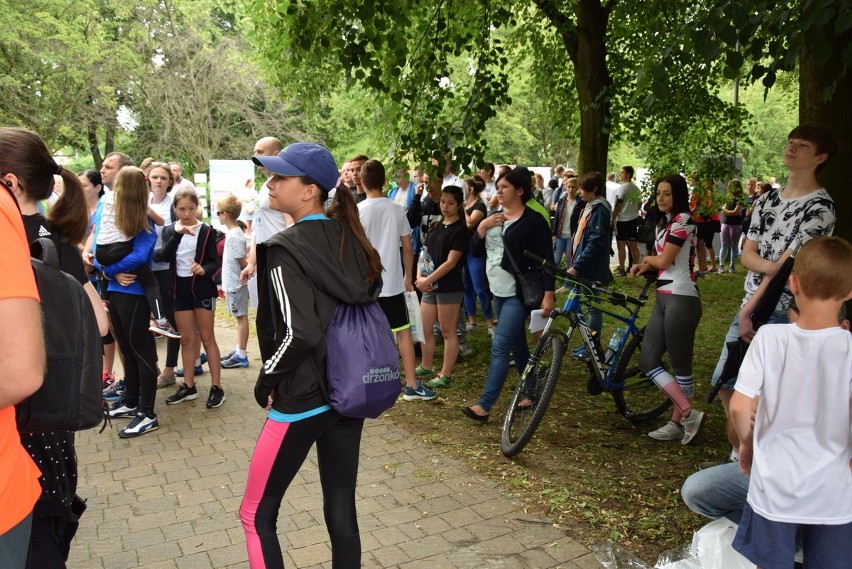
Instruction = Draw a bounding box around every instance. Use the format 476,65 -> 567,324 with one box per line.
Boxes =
69,327 -> 601,568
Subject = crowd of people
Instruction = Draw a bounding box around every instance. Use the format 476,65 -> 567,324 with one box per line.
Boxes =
0,122 -> 849,569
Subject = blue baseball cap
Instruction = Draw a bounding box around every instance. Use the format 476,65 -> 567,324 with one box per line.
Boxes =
252,142 -> 339,193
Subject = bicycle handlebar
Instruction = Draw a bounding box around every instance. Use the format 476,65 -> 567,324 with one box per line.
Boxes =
522,250 -> 649,307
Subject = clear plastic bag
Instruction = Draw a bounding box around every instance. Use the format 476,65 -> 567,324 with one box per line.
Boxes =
589,541 -> 701,569
654,544 -> 702,569
589,541 -> 650,568
404,291 -> 424,343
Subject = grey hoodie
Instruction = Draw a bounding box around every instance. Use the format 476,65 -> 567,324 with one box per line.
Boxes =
254,217 -> 381,414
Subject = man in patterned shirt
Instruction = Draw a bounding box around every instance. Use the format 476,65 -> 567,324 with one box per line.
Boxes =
710,123 -> 838,463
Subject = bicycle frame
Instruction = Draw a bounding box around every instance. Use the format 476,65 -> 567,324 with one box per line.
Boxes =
524,251 -> 654,390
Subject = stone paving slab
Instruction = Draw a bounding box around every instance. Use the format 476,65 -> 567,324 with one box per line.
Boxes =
68,328 -> 601,568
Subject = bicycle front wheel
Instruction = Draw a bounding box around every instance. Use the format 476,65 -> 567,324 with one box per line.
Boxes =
611,331 -> 671,423
500,330 -> 566,458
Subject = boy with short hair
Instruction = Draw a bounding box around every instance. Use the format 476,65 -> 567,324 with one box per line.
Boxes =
217,195 -> 250,368
711,123 -> 839,463
358,159 -> 435,402
730,236 -> 852,569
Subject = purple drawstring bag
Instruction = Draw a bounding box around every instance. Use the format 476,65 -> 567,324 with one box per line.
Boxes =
313,302 -> 401,419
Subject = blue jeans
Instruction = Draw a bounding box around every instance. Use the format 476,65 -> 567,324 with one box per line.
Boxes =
477,296 -> 530,412
711,308 -> 788,390
681,463 -> 748,523
553,237 -> 571,285
463,255 -> 493,320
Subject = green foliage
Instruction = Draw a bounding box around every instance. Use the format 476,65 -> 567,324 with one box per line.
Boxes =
250,0 -> 512,174
685,0 -> 852,98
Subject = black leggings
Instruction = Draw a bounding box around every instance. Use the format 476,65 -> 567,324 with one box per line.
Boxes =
240,412 -> 363,569
109,293 -> 158,414
97,241 -> 165,321
154,270 -> 180,368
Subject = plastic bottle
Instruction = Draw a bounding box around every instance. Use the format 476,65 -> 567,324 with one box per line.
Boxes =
605,327 -> 624,364
418,249 -> 438,290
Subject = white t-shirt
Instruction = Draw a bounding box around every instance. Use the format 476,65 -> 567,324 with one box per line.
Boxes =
254,183 -> 288,243
358,198 -> 409,297
175,230 -> 198,277
392,185 -> 409,208
481,180 -> 497,202
173,178 -> 196,193
735,323 -> 852,524
743,188 -> 835,312
615,181 -> 641,222
655,213 -> 698,297
222,227 -> 246,292
605,181 -> 620,210
149,193 -> 174,272
96,190 -> 131,245
442,174 -> 464,189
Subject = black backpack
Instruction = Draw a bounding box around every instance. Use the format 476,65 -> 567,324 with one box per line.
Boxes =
15,237 -> 105,433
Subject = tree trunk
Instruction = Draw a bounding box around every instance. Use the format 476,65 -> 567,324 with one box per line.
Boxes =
87,123 -> 103,170
799,26 -> 852,244
533,0 -> 611,173
573,0 -> 611,174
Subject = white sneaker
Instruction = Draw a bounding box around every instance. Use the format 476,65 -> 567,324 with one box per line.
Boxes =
648,421 -> 684,441
680,410 -> 705,445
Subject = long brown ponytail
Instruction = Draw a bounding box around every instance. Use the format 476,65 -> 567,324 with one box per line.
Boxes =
326,186 -> 383,284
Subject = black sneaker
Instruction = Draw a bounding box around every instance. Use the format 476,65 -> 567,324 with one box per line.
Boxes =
166,383 -> 198,405
206,386 -> 226,409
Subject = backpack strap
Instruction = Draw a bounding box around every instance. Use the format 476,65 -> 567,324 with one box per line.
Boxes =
30,237 -> 60,268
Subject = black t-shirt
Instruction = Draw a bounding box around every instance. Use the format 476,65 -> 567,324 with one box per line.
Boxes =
425,219 -> 470,292
22,214 -> 88,285
723,200 -> 743,225
465,201 -> 487,231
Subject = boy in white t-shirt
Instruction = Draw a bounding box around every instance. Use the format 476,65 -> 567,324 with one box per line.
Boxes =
730,236 -> 852,569
357,159 -> 436,402
217,195 -> 250,369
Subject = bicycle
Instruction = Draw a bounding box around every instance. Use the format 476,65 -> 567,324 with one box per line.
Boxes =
500,251 -> 671,458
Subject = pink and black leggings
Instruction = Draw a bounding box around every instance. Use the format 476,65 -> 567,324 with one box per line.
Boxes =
240,411 -> 364,569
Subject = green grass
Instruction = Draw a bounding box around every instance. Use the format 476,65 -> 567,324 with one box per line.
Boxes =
382,272 -> 747,563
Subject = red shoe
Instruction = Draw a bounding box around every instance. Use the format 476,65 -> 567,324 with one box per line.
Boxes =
102,371 -> 116,390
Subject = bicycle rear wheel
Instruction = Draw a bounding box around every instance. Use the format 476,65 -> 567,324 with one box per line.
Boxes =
500,330 -> 565,458
611,331 -> 671,422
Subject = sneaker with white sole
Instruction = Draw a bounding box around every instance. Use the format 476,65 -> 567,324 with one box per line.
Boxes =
425,374 -> 453,388
680,410 -> 706,445
648,420 -> 684,441
206,386 -> 226,408
103,379 -> 126,402
402,380 -> 436,401
221,354 -> 249,369
220,349 -> 236,363
149,319 -> 181,339
119,413 -> 159,438
166,383 -> 198,405
175,365 -> 204,377
108,400 -> 138,418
